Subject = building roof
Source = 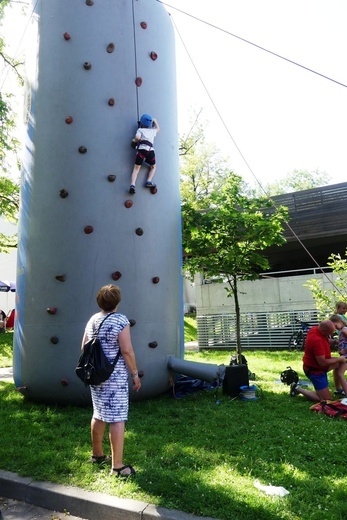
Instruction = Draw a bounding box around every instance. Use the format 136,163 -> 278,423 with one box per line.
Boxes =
264,181 -> 347,273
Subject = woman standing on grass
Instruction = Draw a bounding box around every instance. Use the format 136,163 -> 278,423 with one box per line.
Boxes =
81,284 -> 141,477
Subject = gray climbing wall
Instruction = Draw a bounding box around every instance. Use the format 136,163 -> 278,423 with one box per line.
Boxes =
13,0 -> 183,405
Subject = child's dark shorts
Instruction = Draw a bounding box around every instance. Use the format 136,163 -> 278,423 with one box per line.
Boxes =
135,149 -> 156,166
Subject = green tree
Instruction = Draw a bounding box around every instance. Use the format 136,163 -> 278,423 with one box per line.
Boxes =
0,0 -> 24,250
179,112 -> 232,206
304,251 -> 347,318
258,169 -> 331,196
182,173 -> 288,361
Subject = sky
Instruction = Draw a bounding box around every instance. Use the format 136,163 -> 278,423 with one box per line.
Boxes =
166,0 -> 347,189
1,0 -> 347,190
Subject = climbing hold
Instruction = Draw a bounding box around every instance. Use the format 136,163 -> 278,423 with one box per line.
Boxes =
55,275 -> 66,282
135,228 -> 143,236
61,379 -> 69,386
148,341 -> 158,349
125,200 -> 133,208
107,174 -> 116,182
86,0 -> 94,5
108,98 -> 115,106
138,370 -> 144,378
150,51 -> 158,61
47,307 -> 57,315
140,21 -> 147,29
50,336 -> 59,344
63,32 -> 71,41
135,77 -> 142,87
112,271 -> 122,281
150,186 -> 158,195
106,42 -> 115,53
59,189 -> 68,198
152,276 -> 160,284
65,115 -> 73,124
78,146 -> 87,154
83,62 -> 92,70
84,225 -> 94,234
129,319 -> 136,327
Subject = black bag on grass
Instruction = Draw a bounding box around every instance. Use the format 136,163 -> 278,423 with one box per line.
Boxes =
280,366 -> 299,386
76,313 -> 121,386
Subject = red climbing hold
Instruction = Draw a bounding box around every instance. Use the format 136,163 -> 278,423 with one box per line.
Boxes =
108,98 -> 115,106
140,21 -> 147,29
152,277 -> 160,284
65,115 -> 73,124
78,146 -> 87,154
135,77 -> 142,87
63,32 -> 71,41
112,271 -> 122,281
135,228 -> 144,236
84,62 -> 92,70
125,200 -> 133,208
108,175 -> 116,182
150,52 -> 158,61
84,225 -> 94,234
59,189 -> 68,198
47,307 -> 57,315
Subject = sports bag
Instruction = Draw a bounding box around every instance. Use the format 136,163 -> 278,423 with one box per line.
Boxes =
76,313 -> 121,386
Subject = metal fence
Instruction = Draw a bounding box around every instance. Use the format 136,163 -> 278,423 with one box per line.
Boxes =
197,310 -> 318,350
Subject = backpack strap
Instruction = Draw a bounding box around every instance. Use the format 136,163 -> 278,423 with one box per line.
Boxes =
92,312 -> 115,337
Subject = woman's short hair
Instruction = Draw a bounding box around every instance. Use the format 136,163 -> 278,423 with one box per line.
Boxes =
96,285 -> 121,312
335,301 -> 347,311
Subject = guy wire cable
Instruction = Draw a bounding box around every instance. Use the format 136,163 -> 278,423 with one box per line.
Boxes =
158,0 -> 347,90
170,13 -> 345,297
0,0 -> 39,91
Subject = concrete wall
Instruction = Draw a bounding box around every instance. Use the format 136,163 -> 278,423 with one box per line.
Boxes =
195,272 -> 334,315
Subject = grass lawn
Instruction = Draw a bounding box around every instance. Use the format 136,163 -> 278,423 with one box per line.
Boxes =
184,314 -> 197,342
1,333 -> 347,519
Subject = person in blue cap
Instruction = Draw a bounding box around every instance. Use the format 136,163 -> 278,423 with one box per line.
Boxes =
129,114 -> 160,194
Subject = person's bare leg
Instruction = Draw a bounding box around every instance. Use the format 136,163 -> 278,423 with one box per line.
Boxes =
91,417 -> 106,457
109,421 -> 130,473
335,365 -> 347,395
131,165 -> 141,186
146,164 -> 156,183
295,385 -> 331,402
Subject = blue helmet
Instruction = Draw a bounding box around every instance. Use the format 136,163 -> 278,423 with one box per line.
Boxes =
140,114 -> 153,128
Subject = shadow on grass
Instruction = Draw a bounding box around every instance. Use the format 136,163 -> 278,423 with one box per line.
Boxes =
1,350 -> 347,520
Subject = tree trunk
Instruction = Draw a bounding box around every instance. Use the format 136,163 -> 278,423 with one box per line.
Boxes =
232,274 -> 242,364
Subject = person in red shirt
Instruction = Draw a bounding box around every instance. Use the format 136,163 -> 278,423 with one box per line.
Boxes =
290,320 -> 347,401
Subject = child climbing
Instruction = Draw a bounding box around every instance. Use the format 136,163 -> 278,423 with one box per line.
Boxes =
129,114 -> 160,194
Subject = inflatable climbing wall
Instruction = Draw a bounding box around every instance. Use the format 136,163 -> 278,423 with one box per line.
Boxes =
14,0 -> 183,405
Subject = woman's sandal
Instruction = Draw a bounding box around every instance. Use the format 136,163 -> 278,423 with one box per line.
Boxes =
110,465 -> 136,478
90,455 -> 111,464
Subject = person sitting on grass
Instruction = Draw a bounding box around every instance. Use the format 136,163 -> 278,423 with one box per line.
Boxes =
335,301 -> 347,325
290,319 -> 347,401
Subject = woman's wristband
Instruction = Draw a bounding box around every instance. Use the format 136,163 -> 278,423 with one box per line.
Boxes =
131,371 -> 139,378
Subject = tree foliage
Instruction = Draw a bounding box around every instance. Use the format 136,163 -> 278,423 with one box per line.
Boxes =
182,173 -> 288,360
179,112 -> 232,206
0,0 -> 24,250
258,169 -> 331,196
304,251 -> 347,319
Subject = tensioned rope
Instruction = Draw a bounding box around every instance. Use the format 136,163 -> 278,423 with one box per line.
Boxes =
167,6 -> 344,295
158,0 -> 347,90
0,0 -> 39,91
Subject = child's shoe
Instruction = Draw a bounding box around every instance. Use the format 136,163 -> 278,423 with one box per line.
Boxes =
145,181 -> 156,188
129,185 -> 136,194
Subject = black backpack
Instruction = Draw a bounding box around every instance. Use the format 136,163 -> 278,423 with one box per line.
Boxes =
280,366 -> 299,385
